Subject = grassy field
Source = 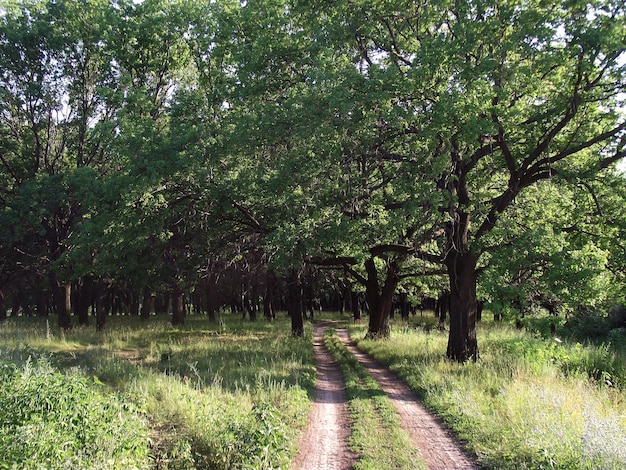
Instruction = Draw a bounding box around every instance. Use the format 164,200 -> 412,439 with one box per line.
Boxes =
1,311 -> 625,469
351,315 -> 626,469
0,313 -> 316,469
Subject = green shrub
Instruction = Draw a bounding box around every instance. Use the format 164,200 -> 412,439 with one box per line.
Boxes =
564,305 -> 610,339
607,304 -> 626,330
0,357 -> 150,470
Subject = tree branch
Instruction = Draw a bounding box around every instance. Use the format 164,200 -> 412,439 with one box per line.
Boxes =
529,121 -> 626,174
231,200 -> 271,234
414,250 -> 444,264
578,181 -> 604,216
309,255 -> 358,267
399,269 -> 447,279
369,244 -> 416,257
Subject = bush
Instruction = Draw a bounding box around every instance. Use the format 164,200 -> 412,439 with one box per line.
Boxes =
0,357 -> 150,469
607,304 -> 626,330
563,304 -> 626,343
564,305 -> 610,339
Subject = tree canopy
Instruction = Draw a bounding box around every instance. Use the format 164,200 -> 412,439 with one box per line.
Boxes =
0,0 -> 624,361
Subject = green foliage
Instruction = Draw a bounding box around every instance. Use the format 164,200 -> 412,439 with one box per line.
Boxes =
0,357 -> 149,470
479,179 -> 620,317
0,1 -> 625,465
607,304 -> 626,330
564,306 -> 613,340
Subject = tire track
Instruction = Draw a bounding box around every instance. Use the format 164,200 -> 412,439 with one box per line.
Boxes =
336,328 -> 478,470
291,323 -> 358,470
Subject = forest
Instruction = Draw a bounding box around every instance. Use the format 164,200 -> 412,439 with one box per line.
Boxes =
0,0 -> 625,467
2,0 -> 625,359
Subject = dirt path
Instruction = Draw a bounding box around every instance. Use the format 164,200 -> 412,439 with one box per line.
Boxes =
291,323 -> 358,470
336,328 -> 478,470
293,322 -> 478,469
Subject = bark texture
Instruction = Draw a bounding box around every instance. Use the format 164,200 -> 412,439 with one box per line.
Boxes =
445,249 -> 479,362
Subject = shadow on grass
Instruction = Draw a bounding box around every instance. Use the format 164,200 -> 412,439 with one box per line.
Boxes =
0,314 -> 318,396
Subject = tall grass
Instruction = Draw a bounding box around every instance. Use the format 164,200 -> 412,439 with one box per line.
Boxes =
0,314 -> 316,469
5,312 -> 623,468
352,319 -> 626,469
0,357 -> 150,469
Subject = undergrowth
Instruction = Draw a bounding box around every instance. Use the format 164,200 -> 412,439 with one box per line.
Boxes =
0,314 -> 315,469
0,357 -> 149,469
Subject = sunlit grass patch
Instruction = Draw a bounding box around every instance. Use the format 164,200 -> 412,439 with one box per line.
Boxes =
0,314 -> 316,468
350,319 -> 626,469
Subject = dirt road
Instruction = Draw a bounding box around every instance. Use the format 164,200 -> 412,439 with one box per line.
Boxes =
290,324 -> 358,470
337,328 -> 477,470
292,323 -> 478,470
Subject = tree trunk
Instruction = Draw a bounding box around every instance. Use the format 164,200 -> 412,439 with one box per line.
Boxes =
304,282 -> 315,320
36,290 -> 49,317
445,250 -> 479,362
171,287 -> 185,326
50,273 -> 72,330
111,293 -> 120,316
377,269 -> 396,337
0,290 -> 6,321
95,280 -> 108,331
364,259 -> 381,336
155,292 -> 170,315
263,294 -> 274,321
365,258 -> 398,339
11,290 -> 21,317
75,277 -> 94,326
243,281 -> 257,321
337,289 -> 345,314
205,275 -> 218,322
141,287 -> 153,320
250,282 -> 259,321
351,289 -> 362,322
399,292 -> 409,321
129,289 -> 140,316
287,269 -> 304,337
437,291 -> 449,330
263,269 -> 276,321
191,290 -> 201,315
